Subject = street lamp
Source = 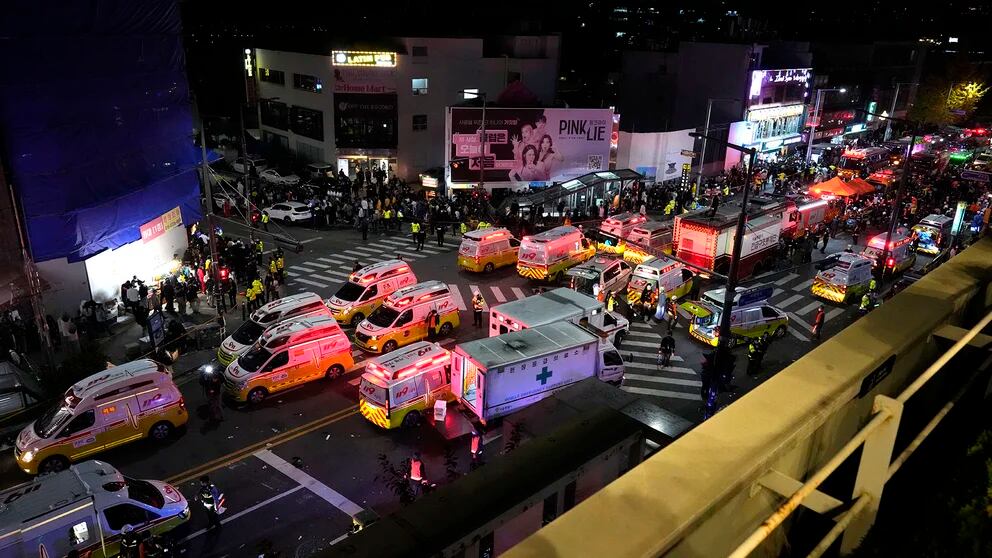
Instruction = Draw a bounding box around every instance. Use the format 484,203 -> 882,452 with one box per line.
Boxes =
696,98 -> 742,195
690,132 -> 757,412
458,89 -> 488,192
884,82 -> 917,142
805,88 -> 847,164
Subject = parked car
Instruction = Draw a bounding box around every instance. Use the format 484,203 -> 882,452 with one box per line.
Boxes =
260,168 -> 301,186
232,156 -> 268,174
265,201 -> 312,223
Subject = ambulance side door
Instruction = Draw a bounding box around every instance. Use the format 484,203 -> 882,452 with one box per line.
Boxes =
262,351 -> 291,390
57,408 -> 100,456
505,238 -> 521,266
95,398 -> 135,452
395,309 -> 416,341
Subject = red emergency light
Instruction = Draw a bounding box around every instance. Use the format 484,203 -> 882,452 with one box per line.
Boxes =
887,257 -> 895,267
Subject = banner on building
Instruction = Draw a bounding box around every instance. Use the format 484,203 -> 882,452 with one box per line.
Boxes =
332,66 -> 396,94
140,206 -> 182,244
447,107 -> 613,186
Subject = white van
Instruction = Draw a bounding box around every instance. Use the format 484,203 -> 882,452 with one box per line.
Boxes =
625,256 -> 695,304
217,292 -> 332,365
812,253 -> 875,303
15,360 -> 187,474
224,315 -> 354,404
566,256 -> 633,298
326,260 -> 417,326
516,226 -> 595,281
0,461 -> 190,558
355,281 -> 461,354
911,214 -> 953,255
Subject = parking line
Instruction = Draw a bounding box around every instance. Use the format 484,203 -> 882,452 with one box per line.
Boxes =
255,449 -> 364,516
774,273 -> 799,286
448,284 -> 467,310
181,486 -> 305,543
510,287 -> 525,299
624,373 -> 701,387
490,286 -> 507,302
621,385 -> 698,400
795,301 -> 821,316
775,294 -> 804,309
824,307 -> 845,323
295,278 -> 329,288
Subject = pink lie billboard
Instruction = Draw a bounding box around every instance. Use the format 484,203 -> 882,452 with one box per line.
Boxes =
447,107 -> 614,187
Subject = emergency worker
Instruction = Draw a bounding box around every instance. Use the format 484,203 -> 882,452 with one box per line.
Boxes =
859,292 -> 872,315
472,293 -> 485,328
197,476 -> 223,531
261,210 -> 270,231
747,333 -> 770,377
411,221 -> 422,250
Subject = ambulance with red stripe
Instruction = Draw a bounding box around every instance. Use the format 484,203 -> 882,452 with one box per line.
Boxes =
354,281 -> 460,354
516,226 -> 596,281
358,341 -> 453,429
14,360 -> 187,475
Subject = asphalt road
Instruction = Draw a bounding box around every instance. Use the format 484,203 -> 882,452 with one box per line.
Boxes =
0,216 -> 893,556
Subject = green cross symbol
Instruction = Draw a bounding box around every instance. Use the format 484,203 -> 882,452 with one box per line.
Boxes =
536,366 -> 552,385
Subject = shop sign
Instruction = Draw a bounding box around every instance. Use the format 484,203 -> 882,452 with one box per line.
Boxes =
332,51 -> 397,67
420,175 -> 439,188
746,104 -> 805,122
763,139 -> 784,150
140,207 -> 182,244
783,136 -> 803,145
847,123 -> 866,134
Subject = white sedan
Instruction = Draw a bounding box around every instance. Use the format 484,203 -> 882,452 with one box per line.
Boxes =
260,168 -> 301,186
265,202 -> 312,223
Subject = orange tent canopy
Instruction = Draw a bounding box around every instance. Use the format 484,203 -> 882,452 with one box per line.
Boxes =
847,178 -> 876,195
808,176 -> 859,197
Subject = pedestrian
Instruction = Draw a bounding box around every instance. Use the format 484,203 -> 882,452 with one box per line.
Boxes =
203,367 -> 224,423
187,283 -> 200,314
659,333 -> 675,367
472,292 -> 485,328
409,453 -> 426,496
411,221 -> 421,250
820,229 -> 829,253
197,476 -> 224,531
425,308 -> 439,340
361,217 -> 369,241
812,306 -> 825,341
227,277 -> 237,308
417,222 -> 426,251
261,210 -> 269,231
666,297 -> 679,335
435,221 -> 445,247
176,280 -> 187,317
352,260 -> 363,273
746,333 -> 770,377
126,282 -> 140,314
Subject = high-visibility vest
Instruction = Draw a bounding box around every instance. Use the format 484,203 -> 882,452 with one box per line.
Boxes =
256,241 -> 263,253
246,288 -> 256,301
411,223 -> 421,233
869,279 -> 877,291
397,210 -> 404,219
410,459 -> 423,481
460,223 -> 468,234
277,257 -> 285,270
860,295 -> 871,310
205,259 -> 212,270
269,261 -> 277,273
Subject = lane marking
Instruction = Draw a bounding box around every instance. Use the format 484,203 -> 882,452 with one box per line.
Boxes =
318,257 -> 347,265
774,273 -> 799,286
304,261 -> 331,268
287,271 -> 301,277
321,270 -> 351,279
293,266 -> 317,273
295,278 -> 330,288
621,385 -> 698,401
377,238 -> 409,247
626,331 -> 661,339
343,249 -> 380,258
629,321 -> 654,330
255,449 -> 364,515
490,286 -> 507,302
624,373 -> 702,387
392,250 -> 427,259
448,284 -> 467,311
311,273 -> 343,283
824,307 -> 845,323
510,287 -> 525,299
301,238 -> 320,244
418,247 -> 443,255
789,328 -> 810,342
366,242 -> 412,251
775,294 -> 804,310
621,340 -> 662,348
623,362 -> 697,375
787,313 -> 814,333
624,351 -> 684,362
793,278 -> 815,291
795,301 -> 821,316
181,486 -> 306,543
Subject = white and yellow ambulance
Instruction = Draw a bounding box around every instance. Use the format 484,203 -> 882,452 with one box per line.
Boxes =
325,259 -> 417,326
457,228 -> 520,273
516,226 -> 596,281
625,256 -> 695,305
354,281 -> 460,354
861,231 -> 917,275
358,341 -> 453,429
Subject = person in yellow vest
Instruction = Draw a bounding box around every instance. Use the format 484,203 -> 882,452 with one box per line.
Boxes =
383,208 -> 392,232
245,282 -> 257,312
205,258 -> 212,272
722,184 -> 730,197
269,256 -> 277,276
459,221 -> 468,237
411,221 -> 422,250
472,292 -> 485,328
261,211 -> 270,231
664,199 -> 676,216
252,277 -> 263,304
276,255 -> 285,281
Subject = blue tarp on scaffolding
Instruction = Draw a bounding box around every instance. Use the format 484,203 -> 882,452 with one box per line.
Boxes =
0,0 -> 202,262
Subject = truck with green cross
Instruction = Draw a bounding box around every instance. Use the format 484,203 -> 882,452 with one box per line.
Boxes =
451,321 -> 626,424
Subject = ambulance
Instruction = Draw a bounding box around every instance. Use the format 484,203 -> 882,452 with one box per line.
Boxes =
0,461 -> 190,558
682,288 -> 789,348
624,220 -> 674,263
811,253 -> 875,303
599,212 -> 648,238
15,360 -> 187,475
861,231 -> 917,275
517,226 -> 596,281
217,292 -> 332,366
354,281 -> 460,354
223,315 -> 354,404
565,256 -> 633,299
457,228 -> 520,273
489,288 -> 629,347
358,341 -> 453,429
911,214 -> 953,255
325,260 -> 417,326
625,256 -> 695,305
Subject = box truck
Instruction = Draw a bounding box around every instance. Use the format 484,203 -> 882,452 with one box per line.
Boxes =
488,287 -> 629,346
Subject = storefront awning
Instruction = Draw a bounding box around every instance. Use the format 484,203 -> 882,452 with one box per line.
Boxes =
808,176 -> 860,197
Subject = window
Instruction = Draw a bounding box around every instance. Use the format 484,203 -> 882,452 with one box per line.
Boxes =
260,100 -> 289,130
412,114 -> 427,131
295,140 -> 323,163
603,350 -> 624,367
259,68 -> 285,85
462,88 -> 479,100
263,351 -> 289,372
396,310 -> 412,326
262,130 -> 289,150
359,284 -> 379,301
62,409 -> 94,436
293,73 -> 323,93
412,46 -> 428,57
603,266 -> 619,283
412,78 -> 428,95
290,106 -> 324,141
761,306 -> 780,319
103,503 -> 154,531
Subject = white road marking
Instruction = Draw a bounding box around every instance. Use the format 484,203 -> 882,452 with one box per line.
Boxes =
789,328 -> 809,342
321,270 -> 351,279
824,307 -> 845,323
377,238 -> 409,247
624,351 -> 684,362
295,278 -> 329,288
510,287 -> 525,299
301,238 -> 320,244
311,273 -> 344,283
775,294 -> 805,309
343,249 -> 380,258
793,278 -> 815,291
625,373 -> 702,387
287,271 -> 301,277
181,485 -> 306,543
771,288 -> 784,298
254,449 -> 364,515
302,261 -> 331,268
626,331 -> 661,339
293,266 -> 317,273
365,241 -> 409,251
795,301 -> 821,316
621,385 -> 698,400
774,272 -> 799,286
448,284 -> 467,310
318,257 -> 346,265
393,249 -> 427,259
787,313 -> 814,333
490,286 -> 507,302
630,321 -> 654,330
623,362 -> 697,375
621,340 -> 661,348
419,247 -> 444,254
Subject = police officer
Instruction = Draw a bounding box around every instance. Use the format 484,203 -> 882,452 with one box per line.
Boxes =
472,292 -> 485,328
868,277 -> 877,293
411,221 -> 422,250
276,252 -> 285,282
261,210 -> 270,232
747,333 -> 770,377
859,292 -> 872,315
197,476 -> 223,531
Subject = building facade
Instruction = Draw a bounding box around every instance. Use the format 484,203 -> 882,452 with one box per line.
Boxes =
253,36 -> 559,182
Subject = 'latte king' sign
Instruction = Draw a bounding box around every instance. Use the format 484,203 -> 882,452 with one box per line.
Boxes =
332,51 -> 397,67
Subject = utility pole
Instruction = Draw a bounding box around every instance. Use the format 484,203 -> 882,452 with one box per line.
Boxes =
884,83 -> 916,142
200,123 -> 221,285
478,92 -> 487,193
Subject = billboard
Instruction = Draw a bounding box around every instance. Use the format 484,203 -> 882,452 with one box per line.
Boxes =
748,68 -> 812,108
448,108 -> 613,186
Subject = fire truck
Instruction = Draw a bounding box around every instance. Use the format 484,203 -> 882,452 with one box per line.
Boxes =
673,196 -> 797,280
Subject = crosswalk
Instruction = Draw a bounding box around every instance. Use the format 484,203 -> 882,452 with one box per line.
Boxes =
756,272 -> 851,342
619,321 -> 702,402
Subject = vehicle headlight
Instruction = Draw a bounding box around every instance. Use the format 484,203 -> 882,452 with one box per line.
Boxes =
370,335 -> 379,340
179,505 -> 191,520
21,450 -> 34,463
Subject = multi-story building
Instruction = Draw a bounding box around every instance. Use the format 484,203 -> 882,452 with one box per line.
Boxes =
252,36 -> 559,182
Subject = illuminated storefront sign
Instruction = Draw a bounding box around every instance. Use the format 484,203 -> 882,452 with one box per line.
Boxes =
420,175 -> 439,188
243,48 -> 254,77
749,68 -> 813,104
140,206 -> 182,244
332,51 -> 397,67
746,104 -> 805,121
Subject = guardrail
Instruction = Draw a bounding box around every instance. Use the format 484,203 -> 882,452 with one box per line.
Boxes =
729,307 -> 992,557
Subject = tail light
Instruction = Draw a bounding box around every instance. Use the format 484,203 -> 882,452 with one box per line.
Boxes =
179,396 -> 186,409
887,258 -> 895,267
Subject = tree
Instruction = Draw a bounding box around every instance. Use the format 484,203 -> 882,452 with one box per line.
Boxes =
908,82 -> 956,126
947,81 -> 990,116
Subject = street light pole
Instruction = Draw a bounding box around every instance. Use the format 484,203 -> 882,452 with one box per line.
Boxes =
479,92 -> 487,193
884,82 -> 917,142
199,122 -> 221,285
696,98 -> 741,199
805,88 -> 846,165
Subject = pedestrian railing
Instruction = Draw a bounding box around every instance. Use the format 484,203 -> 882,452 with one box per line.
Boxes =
727,307 -> 992,558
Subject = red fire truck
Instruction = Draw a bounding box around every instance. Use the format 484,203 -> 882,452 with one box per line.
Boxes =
673,197 -> 797,279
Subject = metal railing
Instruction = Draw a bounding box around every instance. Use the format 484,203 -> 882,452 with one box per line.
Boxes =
728,308 -> 992,558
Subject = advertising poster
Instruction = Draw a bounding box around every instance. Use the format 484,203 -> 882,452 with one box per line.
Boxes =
448,108 -> 613,186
